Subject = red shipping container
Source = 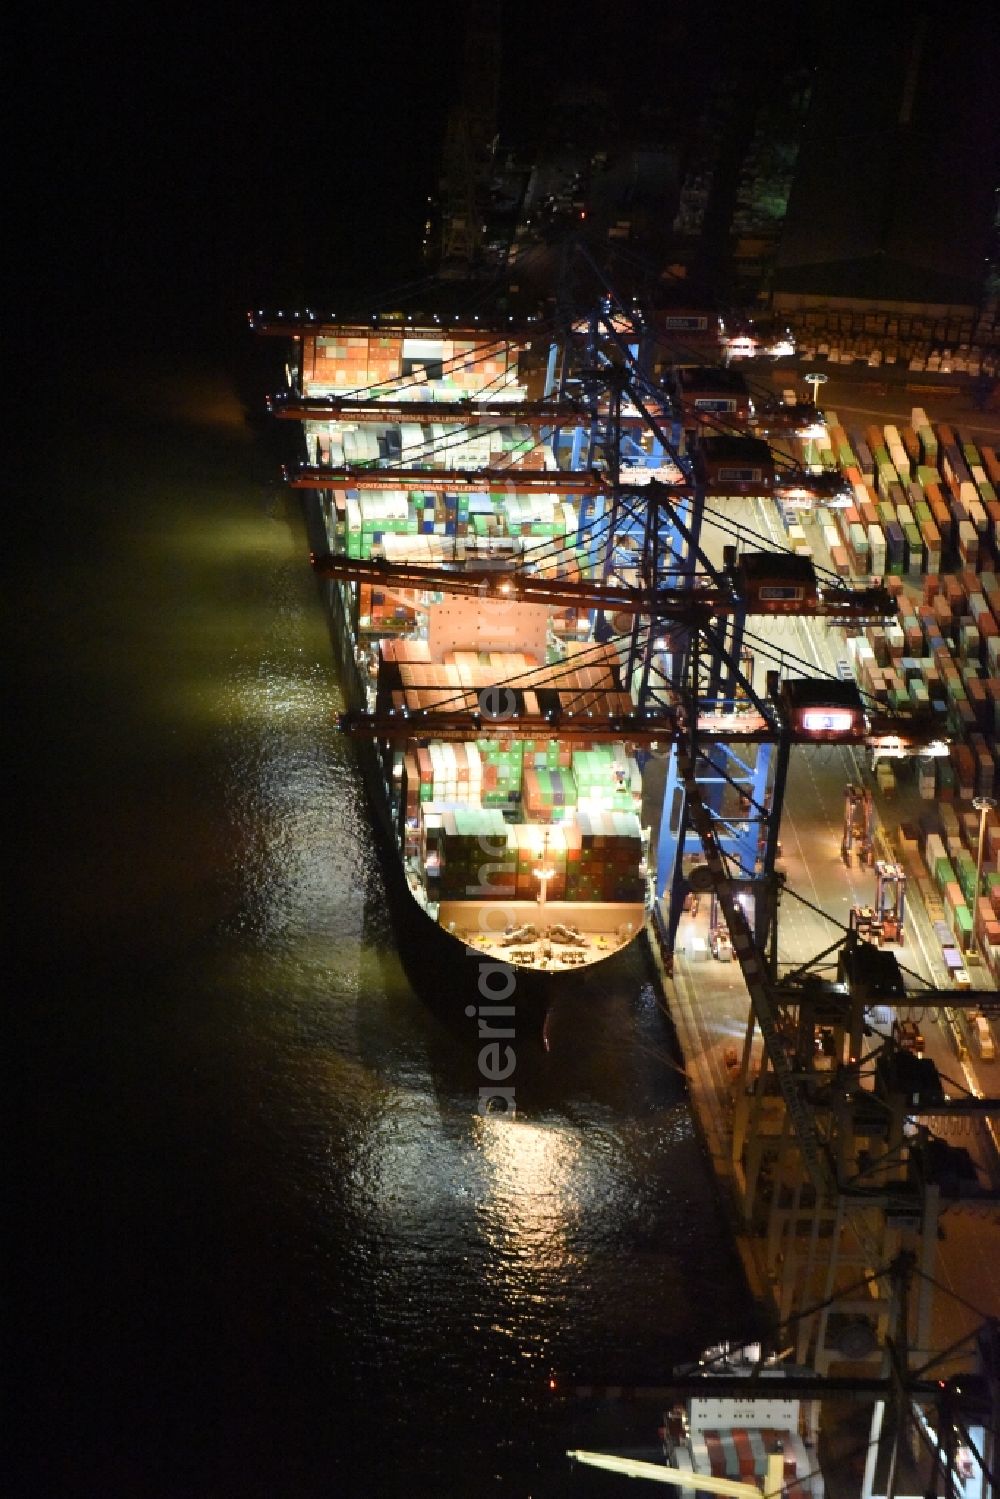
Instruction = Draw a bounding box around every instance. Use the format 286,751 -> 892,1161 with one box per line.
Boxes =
831,545 -> 851,577
943,574 -> 964,608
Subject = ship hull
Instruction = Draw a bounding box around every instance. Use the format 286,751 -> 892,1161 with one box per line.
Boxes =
304,494 -> 649,1028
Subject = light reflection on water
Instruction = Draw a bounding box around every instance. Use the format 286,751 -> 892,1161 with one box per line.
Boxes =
14,351 -> 757,1498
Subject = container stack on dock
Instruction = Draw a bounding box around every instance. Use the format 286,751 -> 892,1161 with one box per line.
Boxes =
797,409 -> 998,587
785,305 -> 997,377
793,408 -> 1000,972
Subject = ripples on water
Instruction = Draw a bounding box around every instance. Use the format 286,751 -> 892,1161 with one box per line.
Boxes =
11,347 -> 755,1497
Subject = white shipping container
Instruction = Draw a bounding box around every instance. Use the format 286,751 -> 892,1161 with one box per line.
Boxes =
959,519 -> 978,552
876,761 -> 896,793
925,833 -> 947,867
878,464 -> 899,498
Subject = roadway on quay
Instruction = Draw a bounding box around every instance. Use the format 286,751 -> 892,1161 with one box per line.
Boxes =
655,483 -> 1000,1358
753,355 -> 1000,440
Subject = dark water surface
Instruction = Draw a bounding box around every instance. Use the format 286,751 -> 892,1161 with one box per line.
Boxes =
9,328 -> 754,1497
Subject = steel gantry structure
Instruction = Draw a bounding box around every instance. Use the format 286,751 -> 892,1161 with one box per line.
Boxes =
257,276 -> 1000,1492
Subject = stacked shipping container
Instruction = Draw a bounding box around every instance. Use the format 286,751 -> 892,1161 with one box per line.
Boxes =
423,809 -> 644,905
799,410 -> 1000,972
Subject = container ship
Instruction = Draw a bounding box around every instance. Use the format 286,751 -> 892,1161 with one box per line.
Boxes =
254,309 -> 666,981
251,297 -> 925,997
567,1344 -> 823,1495
659,1345 -> 821,1497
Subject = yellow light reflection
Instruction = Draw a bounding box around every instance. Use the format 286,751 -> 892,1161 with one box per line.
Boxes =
106,363 -> 252,434
155,373 -> 252,434
165,517 -> 300,565
474,1116 -> 603,1275
159,668 -> 340,731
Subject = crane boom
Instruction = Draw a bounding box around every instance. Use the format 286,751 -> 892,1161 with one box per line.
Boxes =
269,395 -> 594,427
312,551 -> 896,621
337,705 -> 943,752
285,464 -> 607,493
566,1450 -> 765,1495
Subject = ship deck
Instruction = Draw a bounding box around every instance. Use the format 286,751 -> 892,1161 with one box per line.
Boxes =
440,897 -> 646,971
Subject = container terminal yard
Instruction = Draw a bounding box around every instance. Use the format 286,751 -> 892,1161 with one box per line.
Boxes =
13,1 -> 1000,1493
251,16 -> 1000,1490
254,281 -> 1000,1497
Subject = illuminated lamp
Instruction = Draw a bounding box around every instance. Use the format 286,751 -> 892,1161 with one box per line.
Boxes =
801,709 -> 855,734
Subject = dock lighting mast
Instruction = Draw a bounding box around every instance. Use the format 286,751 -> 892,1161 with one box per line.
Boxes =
972,795 -> 996,951
804,370 -> 828,406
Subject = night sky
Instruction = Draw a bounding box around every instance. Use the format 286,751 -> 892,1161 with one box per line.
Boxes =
19,2 -> 475,348
15,0 -> 842,350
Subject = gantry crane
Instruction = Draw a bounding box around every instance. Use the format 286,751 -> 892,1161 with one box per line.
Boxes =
258,265 -> 1000,1425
